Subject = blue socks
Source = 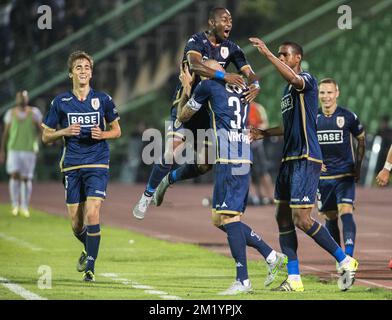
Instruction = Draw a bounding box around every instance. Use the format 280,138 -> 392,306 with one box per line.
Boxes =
73,226 -> 87,250
145,163 -> 172,195
225,222 -> 248,283
279,225 -> 299,275
341,213 -> 356,257
86,224 -> 101,273
241,223 -> 273,259
306,220 -> 346,263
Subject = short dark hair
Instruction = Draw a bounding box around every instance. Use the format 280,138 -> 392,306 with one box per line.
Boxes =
319,78 -> 339,90
209,7 -> 228,20
67,50 -> 93,73
281,41 -> 304,58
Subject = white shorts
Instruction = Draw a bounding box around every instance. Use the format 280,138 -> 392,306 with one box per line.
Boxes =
6,150 -> 37,179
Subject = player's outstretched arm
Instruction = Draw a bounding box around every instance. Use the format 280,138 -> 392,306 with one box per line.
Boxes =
41,123 -> 81,144
241,65 -> 260,103
250,126 -> 284,142
187,52 -> 245,88
249,37 -> 304,90
376,144 -> 392,187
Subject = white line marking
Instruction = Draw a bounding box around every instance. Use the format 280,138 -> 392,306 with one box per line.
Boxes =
302,264 -> 392,290
100,273 -> 182,299
0,277 -> 47,300
0,232 -> 43,251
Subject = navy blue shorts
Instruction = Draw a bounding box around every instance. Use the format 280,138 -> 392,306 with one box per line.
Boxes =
63,168 -> 108,204
212,163 -> 251,216
317,176 -> 355,213
275,159 -> 321,208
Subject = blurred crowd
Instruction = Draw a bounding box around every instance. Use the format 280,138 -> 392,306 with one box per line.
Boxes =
0,0 -> 125,70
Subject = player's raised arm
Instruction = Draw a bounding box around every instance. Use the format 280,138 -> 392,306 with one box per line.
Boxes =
249,37 -> 304,90
187,52 -> 245,88
240,65 -> 260,103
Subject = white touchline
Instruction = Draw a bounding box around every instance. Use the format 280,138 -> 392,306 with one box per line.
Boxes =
0,277 -> 47,300
302,264 -> 392,290
0,232 -> 43,251
100,273 -> 182,300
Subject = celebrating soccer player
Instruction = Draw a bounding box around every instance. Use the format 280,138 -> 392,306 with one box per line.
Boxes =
41,51 -> 121,282
249,38 -> 358,291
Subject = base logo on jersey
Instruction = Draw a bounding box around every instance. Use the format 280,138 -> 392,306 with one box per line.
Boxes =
220,46 -> 229,59
336,116 -> 345,128
317,130 -> 343,144
91,98 -> 100,110
68,112 -> 100,127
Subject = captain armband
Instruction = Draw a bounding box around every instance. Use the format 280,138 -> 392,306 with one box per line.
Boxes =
187,97 -> 202,111
384,161 -> 392,172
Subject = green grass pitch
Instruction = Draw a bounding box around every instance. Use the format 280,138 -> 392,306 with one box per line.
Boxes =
0,204 -> 391,300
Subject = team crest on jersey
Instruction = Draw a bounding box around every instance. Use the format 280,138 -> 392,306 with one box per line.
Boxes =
91,98 -> 100,110
220,46 -> 229,59
336,116 -> 345,128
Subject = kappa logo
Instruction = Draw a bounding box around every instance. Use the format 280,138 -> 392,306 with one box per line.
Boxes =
345,239 -> 354,245
221,202 -> 228,208
302,196 -> 310,202
236,262 -> 243,267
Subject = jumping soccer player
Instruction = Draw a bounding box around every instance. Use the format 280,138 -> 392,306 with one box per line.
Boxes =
133,7 -> 260,219
316,78 -> 365,261
41,51 -> 121,282
177,59 -> 287,295
249,38 -> 358,291
0,90 -> 43,218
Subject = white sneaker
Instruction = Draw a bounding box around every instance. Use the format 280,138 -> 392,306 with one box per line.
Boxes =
218,280 -> 252,295
11,206 -> 19,216
264,252 -> 288,287
337,256 -> 358,291
20,208 -> 30,218
133,193 -> 153,220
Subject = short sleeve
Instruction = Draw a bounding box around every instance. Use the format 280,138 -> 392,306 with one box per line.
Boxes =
184,35 -> 203,58
230,44 -> 249,71
187,80 -> 211,111
348,111 -> 364,137
104,94 -> 120,123
32,107 -> 43,123
42,98 -> 60,130
3,109 -> 12,125
298,72 -> 317,92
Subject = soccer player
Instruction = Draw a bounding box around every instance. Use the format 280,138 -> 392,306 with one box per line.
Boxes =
0,90 -> 43,217
177,59 -> 287,295
41,51 -> 121,282
133,7 -> 260,219
316,78 -> 365,261
376,144 -> 392,187
249,38 -> 358,291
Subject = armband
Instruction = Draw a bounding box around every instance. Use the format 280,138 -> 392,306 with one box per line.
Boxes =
384,162 -> 392,171
214,70 -> 225,80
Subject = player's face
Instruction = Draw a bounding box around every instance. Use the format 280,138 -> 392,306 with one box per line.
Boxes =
211,10 -> 232,40
15,91 -> 28,107
70,58 -> 92,86
278,45 -> 300,69
319,83 -> 339,109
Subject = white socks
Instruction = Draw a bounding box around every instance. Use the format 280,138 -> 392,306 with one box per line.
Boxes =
20,180 -> 32,210
266,250 -> 277,264
9,178 -> 20,208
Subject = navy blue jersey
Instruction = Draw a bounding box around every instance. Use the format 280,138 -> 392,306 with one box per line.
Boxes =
42,88 -> 120,172
317,106 -> 364,178
187,79 -> 251,164
280,71 -> 322,163
173,31 -> 249,103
